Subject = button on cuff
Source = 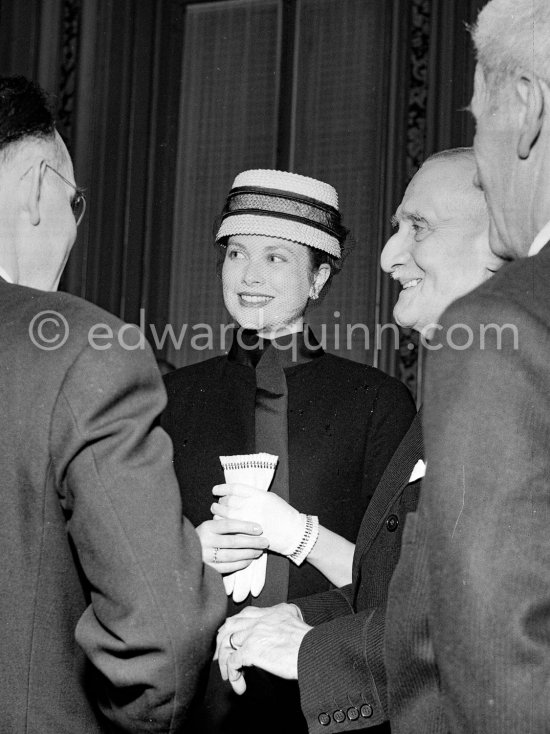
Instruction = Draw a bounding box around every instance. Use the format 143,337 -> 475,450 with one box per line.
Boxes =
360,703 -> 373,718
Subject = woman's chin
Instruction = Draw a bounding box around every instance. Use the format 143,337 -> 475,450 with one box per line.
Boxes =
234,316 -> 265,332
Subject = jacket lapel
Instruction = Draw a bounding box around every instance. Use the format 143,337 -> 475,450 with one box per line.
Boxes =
352,412 -> 423,578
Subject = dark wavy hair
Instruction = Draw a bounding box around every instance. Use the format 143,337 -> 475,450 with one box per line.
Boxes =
0,76 -> 55,155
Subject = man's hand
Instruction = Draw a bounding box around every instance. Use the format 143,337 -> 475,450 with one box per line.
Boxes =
216,604 -> 312,694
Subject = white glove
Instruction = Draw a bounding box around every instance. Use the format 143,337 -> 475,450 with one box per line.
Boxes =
218,454 -> 278,602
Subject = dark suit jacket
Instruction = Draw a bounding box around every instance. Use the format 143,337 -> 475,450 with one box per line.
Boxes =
406,244 -> 550,733
385,505 -> 445,734
0,279 -> 226,733
294,414 -> 423,734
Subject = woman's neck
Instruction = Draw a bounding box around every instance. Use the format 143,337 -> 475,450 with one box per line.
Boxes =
256,318 -> 305,340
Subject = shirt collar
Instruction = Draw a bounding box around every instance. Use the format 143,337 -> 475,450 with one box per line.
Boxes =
228,325 -> 324,370
0,264 -> 14,283
528,220 -> 550,257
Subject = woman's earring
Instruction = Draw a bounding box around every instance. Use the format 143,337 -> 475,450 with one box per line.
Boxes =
310,291 -> 318,300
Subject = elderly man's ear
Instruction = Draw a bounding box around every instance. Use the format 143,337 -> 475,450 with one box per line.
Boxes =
516,75 -> 545,160
20,158 -> 47,226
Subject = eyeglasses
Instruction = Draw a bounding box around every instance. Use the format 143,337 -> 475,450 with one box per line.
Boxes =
46,164 -> 87,227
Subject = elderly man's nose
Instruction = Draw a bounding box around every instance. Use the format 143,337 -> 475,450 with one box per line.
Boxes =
381,230 -> 408,273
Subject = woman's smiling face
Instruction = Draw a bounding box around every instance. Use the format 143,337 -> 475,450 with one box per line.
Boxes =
222,234 -> 327,337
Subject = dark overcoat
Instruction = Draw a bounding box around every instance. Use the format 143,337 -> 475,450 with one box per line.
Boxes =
0,278 -> 225,734
391,245 -> 550,733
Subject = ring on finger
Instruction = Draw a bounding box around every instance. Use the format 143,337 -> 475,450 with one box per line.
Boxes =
229,633 -> 239,651
213,547 -> 220,564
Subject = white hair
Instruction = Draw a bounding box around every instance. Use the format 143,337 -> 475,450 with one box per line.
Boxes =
472,0 -> 550,94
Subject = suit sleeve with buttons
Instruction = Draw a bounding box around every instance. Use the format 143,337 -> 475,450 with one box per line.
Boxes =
297,607 -> 386,733
49,326 -> 227,733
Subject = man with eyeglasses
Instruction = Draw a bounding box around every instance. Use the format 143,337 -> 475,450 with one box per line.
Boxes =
0,76 -> 226,733
45,162 -> 87,226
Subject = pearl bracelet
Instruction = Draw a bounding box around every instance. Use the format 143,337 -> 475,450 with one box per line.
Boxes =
288,514 -> 320,566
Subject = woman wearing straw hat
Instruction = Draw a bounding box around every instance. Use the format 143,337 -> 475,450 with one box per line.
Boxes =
161,169 -> 415,733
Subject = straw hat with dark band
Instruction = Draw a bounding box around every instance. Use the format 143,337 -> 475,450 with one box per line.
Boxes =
215,169 -> 345,258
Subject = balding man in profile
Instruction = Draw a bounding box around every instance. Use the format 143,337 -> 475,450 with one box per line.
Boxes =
0,76 -> 226,733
